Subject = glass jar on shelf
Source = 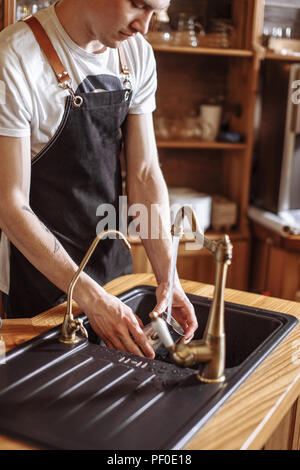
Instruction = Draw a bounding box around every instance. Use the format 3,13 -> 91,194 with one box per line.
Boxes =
16,0 -> 55,21
173,12 -> 205,48
145,8 -> 174,46
175,114 -> 201,140
204,18 -> 236,49
16,0 -> 31,21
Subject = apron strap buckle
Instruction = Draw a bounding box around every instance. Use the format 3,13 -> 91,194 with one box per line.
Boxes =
118,45 -> 133,91
59,80 -> 83,108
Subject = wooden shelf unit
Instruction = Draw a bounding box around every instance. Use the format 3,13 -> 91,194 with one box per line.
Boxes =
140,0 -> 264,291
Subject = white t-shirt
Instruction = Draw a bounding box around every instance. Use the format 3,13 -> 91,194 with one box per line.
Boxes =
0,4 -> 157,294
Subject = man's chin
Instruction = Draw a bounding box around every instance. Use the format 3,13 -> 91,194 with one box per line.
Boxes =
106,38 -> 127,49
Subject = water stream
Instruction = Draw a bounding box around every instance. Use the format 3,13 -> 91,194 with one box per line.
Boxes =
166,235 -> 181,325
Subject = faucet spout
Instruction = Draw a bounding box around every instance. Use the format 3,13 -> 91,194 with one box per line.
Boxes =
155,205 -> 232,383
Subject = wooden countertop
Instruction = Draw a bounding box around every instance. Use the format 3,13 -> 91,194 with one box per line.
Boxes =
1,273 -> 300,450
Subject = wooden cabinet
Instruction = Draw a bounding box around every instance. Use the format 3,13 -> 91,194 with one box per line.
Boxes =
250,221 -> 300,301
264,397 -> 300,450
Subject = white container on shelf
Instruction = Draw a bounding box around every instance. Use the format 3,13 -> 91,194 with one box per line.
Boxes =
168,187 -> 212,234
199,104 -> 223,142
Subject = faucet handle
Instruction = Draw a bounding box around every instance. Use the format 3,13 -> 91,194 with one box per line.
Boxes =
150,311 -> 175,350
70,318 -> 88,339
76,318 -> 88,339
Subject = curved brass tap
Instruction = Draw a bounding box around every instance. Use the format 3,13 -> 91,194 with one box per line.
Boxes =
60,230 -> 131,345
152,206 -> 232,383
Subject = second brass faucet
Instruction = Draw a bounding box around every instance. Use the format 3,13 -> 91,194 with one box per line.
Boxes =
60,230 -> 131,345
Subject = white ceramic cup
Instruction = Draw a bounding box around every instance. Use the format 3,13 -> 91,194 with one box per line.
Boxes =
199,104 -> 223,141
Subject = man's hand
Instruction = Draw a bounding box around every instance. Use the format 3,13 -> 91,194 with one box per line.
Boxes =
155,282 -> 198,343
75,282 -> 155,359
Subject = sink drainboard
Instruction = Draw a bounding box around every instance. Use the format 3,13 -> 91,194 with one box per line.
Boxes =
0,286 -> 297,450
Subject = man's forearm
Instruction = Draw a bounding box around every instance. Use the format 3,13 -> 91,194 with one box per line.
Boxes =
128,168 -> 177,286
123,113 -> 179,286
22,205 -> 61,255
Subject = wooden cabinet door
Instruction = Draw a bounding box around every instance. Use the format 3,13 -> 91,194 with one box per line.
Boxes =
251,237 -> 300,301
264,398 -> 300,450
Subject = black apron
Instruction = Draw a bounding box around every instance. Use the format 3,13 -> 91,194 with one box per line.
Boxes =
6,16 -> 133,318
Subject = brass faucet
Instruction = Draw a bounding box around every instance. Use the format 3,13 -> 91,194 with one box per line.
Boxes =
151,206 -> 232,383
60,230 -> 131,345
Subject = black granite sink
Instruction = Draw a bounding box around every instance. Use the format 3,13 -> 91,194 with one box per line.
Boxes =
0,285 -> 297,450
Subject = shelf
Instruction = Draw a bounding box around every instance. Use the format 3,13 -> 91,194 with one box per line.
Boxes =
151,44 -> 254,58
156,140 -> 247,150
265,51 -> 300,62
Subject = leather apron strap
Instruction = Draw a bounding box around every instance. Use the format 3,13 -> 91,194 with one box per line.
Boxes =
23,15 -> 71,85
23,15 -> 131,90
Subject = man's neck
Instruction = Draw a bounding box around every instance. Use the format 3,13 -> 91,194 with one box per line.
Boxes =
54,1 -> 106,54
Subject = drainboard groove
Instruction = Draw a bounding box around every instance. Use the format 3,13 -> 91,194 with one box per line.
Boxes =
107,391 -> 165,440
13,358 -> 114,416
81,364 -> 184,445
48,362 -> 114,405
81,363 -> 188,448
23,357 -> 94,401
84,373 -> 156,429
0,342 -> 87,398
62,368 -> 135,424
85,395 -> 128,427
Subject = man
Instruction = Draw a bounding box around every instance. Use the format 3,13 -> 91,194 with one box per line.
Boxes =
0,0 -> 197,358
